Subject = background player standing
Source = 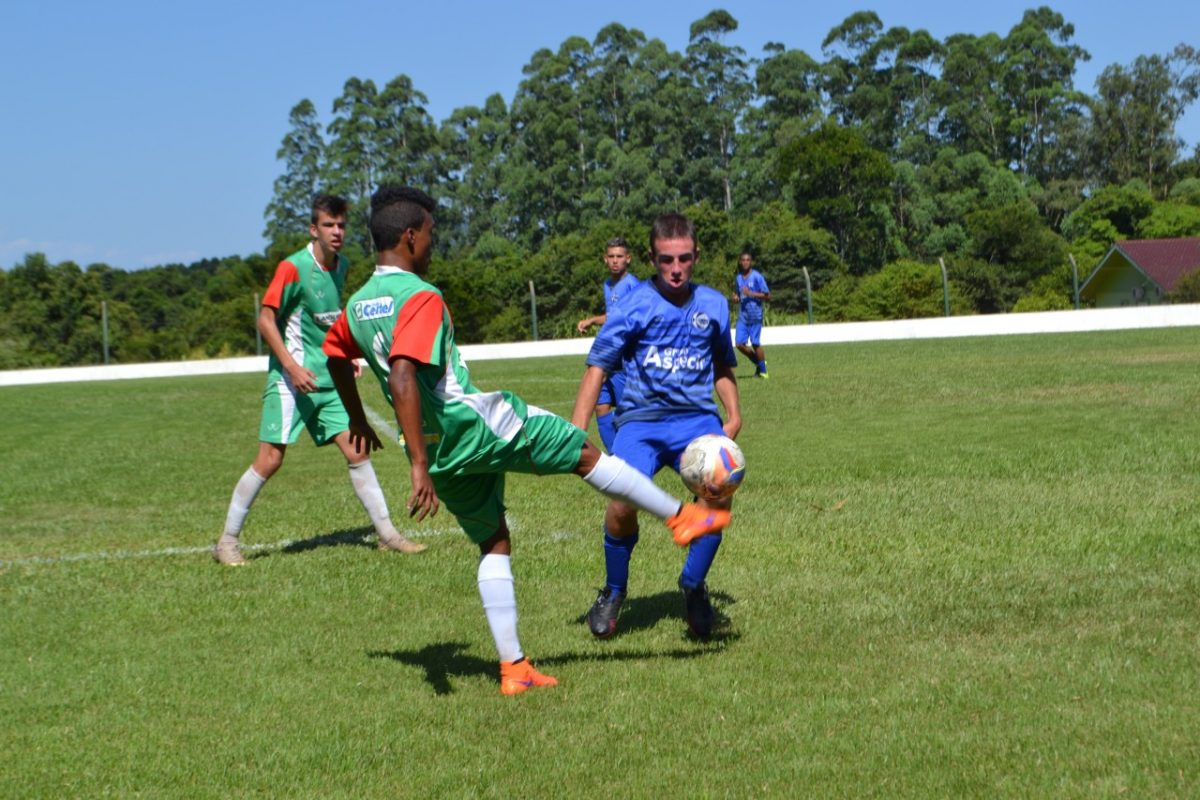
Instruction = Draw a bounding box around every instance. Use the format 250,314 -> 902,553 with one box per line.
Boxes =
572,213 -> 742,639
732,251 -> 770,379
214,195 -> 425,565
322,186 -> 729,694
575,236 -> 640,451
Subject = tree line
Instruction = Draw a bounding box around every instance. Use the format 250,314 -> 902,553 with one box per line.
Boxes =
4,7 -> 1200,368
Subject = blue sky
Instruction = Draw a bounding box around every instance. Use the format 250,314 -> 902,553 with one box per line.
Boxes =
3,0 -> 1197,269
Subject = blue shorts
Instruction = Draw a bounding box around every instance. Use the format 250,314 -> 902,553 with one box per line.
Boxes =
611,413 -> 724,478
736,316 -> 763,348
597,370 -> 626,408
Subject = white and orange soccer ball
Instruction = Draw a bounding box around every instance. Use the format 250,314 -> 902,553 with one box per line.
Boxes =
679,434 -> 746,501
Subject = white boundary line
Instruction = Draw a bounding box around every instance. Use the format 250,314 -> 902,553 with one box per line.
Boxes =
0,528 -> 461,569
3,304 -> 1197,387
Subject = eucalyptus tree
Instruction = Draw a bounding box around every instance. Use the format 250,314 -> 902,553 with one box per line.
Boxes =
685,9 -> 753,211
324,77 -> 382,252
263,99 -> 325,245
506,37 -> 599,245
440,93 -> 512,248
735,42 -> 825,212
1087,45 -> 1200,194
997,7 -> 1090,182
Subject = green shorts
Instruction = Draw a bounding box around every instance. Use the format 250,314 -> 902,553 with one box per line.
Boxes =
426,409 -> 587,544
258,377 -> 349,446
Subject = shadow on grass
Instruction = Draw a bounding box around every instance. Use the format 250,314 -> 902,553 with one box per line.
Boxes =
368,642 -> 489,696
573,588 -> 738,641
270,527 -> 377,557
368,618 -> 739,696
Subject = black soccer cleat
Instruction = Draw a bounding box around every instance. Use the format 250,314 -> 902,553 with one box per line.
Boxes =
680,580 -> 715,638
586,586 -> 627,639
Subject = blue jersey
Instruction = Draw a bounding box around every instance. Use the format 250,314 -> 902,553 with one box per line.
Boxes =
588,280 -> 737,425
735,269 -> 769,322
604,271 -> 640,314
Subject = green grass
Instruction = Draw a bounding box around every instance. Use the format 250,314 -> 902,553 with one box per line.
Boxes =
2,328 -> 1199,798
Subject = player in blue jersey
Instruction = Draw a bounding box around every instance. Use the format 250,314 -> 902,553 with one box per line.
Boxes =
732,251 -> 771,378
571,213 -> 743,639
575,237 -> 641,451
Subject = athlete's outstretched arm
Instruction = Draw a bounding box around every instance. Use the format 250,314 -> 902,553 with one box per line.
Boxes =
571,365 -> 608,430
388,356 -> 439,521
714,362 -> 742,440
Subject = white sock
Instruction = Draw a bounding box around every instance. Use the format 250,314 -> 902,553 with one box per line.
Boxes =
477,554 -> 522,663
222,467 -> 266,539
348,460 -> 400,539
582,453 -> 682,520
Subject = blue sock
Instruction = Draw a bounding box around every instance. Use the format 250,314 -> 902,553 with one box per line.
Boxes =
758,360 -> 768,374
596,411 -> 617,452
680,533 -> 722,589
603,529 -> 638,593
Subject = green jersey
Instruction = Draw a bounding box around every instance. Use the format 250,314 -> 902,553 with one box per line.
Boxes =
324,266 -> 536,475
262,243 -> 348,391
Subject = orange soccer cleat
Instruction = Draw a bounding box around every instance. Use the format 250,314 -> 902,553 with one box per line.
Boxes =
499,659 -> 558,696
666,503 -> 730,547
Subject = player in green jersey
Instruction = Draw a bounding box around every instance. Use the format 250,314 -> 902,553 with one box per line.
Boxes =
214,194 -> 425,565
323,185 -> 730,695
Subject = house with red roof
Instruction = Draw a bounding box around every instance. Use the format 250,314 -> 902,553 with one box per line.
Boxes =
1080,237 -> 1200,307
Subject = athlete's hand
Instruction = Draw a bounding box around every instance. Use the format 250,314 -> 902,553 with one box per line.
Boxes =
406,465 -> 440,521
722,417 -> 742,440
286,363 -> 319,393
347,420 -> 383,455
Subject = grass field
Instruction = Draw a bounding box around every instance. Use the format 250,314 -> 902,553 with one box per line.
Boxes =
2,328 -> 1199,798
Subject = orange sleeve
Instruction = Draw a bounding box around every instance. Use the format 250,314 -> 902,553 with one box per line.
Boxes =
321,311 -> 363,360
388,291 -> 447,366
261,260 -> 300,310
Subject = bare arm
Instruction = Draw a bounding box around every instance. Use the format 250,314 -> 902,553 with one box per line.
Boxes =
571,365 -> 608,430
576,313 -> 608,333
259,305 -> 317,393
329,355 -> 382,455
388,357 -> 439,521
714,362 -> 742,440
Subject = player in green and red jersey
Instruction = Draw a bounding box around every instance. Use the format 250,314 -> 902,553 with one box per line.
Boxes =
214,194 -> 424,565
322,185 -> 730,695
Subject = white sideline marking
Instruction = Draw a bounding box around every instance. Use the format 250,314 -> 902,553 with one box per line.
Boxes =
363,403 -> 398,439
0,529 -> 457,569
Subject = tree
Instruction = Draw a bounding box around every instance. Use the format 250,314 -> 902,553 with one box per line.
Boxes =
1087,45 -> 1200,194
263,99 -> 324,245
324,77 -> 381,252
997,8 -> 1090,181
686,10 -> 753,211
440,94 -> 512,248
964,199 -> 1068,311
736,43 -> 825,212
375,75 -> 440,191
778,125 -> 895,273
939,32 -> 1007,162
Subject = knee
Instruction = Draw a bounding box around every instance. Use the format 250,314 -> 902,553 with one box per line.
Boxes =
605,502 -> 639,537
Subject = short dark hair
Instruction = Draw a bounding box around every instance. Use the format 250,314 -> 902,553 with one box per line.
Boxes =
369,185 -> 436,251
740,249 -> 753,259
649,213 -> 696,255
311,194 -> 348,223
606,236 -> 629,252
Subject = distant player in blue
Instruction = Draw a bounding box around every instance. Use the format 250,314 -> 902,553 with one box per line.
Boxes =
576,237 -> 640,451
732,251 -> 771,378
572,213 -> 743,639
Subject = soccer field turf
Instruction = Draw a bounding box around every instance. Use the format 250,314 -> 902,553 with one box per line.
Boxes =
2,328 -> 1198,798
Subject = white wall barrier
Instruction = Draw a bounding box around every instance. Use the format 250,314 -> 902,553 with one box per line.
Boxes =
3,304 -> 1198,388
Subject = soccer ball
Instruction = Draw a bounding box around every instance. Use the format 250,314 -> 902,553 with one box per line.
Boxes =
679,434 -> 746,500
